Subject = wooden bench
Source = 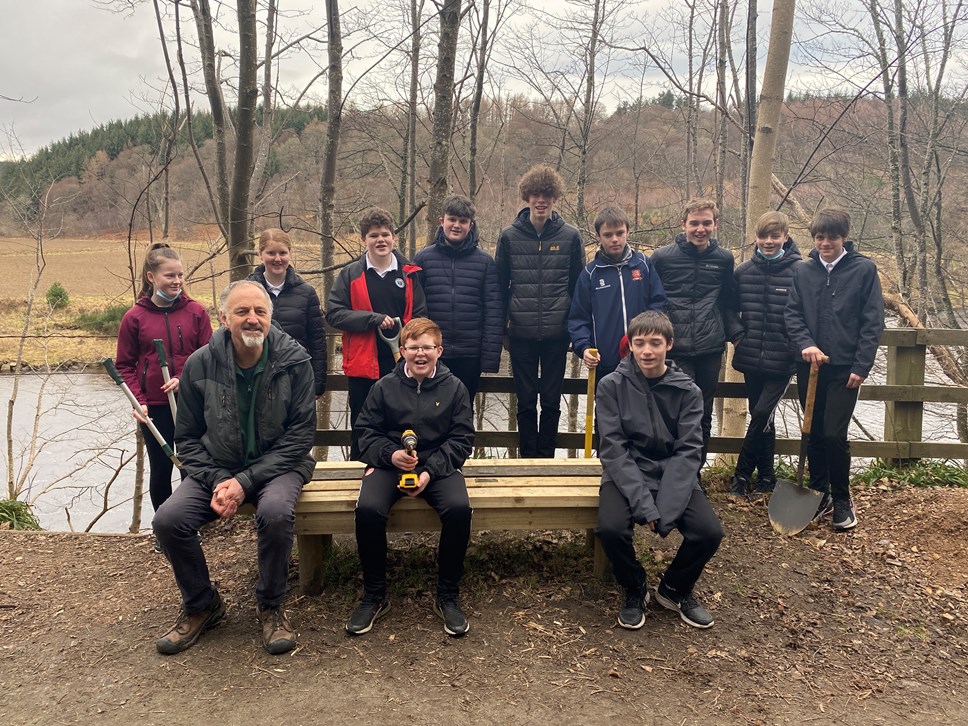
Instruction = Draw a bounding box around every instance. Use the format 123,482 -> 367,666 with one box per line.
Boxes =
293,458 -> 607,595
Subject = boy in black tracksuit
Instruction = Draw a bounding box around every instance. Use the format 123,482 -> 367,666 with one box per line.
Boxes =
730,211 -> 802,499
650,199 -> 743,467
346,318 -> 475,637
596,311 -> 724,631
784,208 -> 884,531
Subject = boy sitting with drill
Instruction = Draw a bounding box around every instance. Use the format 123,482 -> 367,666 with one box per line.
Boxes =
346,318 -> 475,637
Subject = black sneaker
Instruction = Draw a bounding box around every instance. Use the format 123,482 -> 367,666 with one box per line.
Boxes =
813,492 -> 834,520
152,537 -> 164,554
728,474 -> 750,501
832,498 -> 858,531
617,588 -> 650,630
655,582 -> 714,629
750,476 -> 776,500
433,594 -> 469,637
345,595 -> 390,635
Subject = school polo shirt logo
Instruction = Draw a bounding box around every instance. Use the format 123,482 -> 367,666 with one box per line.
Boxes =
596,278 -> 611,290
395,278 -> 405,288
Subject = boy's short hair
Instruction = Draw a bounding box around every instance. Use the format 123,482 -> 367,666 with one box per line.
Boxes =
755,211 -> 790,238
518,165 -> 565,202
359,207 -> 396,237
594,206 -> 630,235
809,208 -> 850,239
441,194 -> 476,220
627,311 -> 674,343
681,198 -> 719,222
401,317 -> 442,347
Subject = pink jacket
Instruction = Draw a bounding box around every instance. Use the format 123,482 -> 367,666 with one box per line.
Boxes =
115,294 -> 214,407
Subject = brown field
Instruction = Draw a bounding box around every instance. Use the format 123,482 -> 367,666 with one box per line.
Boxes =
0,236 -> 341,367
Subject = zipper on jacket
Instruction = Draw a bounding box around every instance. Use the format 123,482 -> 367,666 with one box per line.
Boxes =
163,312 -> 176,376
177,325 -> 184,355
141,360 -> 148,393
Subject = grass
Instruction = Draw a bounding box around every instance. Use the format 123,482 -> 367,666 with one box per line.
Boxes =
73,304 -> 130,336
852,459 -> 968,489
0,499 -> 42,530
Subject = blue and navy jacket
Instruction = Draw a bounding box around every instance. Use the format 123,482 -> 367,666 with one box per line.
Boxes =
568,244 -> 667,370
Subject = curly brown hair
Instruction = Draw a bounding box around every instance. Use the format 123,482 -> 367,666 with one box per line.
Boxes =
359,207 -> 396,237
518,165 -> 565,202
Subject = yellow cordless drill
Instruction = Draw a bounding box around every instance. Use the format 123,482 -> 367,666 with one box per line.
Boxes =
398,429 -> 419,490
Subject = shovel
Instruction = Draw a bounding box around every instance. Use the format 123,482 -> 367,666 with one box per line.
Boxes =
768,359 -> 825,535
152,338 -> 178,420
376,316 -> 403,362
102,358 -> 182,468
584,348 -> 599,458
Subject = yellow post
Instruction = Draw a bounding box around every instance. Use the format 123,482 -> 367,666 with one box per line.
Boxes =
584,349 -> 599,458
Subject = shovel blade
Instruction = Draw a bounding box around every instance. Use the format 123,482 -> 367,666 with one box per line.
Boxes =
768,478 -> 823,535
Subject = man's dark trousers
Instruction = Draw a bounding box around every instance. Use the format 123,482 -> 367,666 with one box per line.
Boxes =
355,468 -> 472,597
597,479 -> 723,596
509,335 -> 569,458
796,363 -> 859,503
735,372 -> 790,482
153,472 -> 304,612
673,352 -> 723,464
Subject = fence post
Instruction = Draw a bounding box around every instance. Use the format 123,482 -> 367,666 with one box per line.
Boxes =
883,330 -> 925,465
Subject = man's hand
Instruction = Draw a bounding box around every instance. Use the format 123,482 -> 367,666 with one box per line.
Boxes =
403,471 -> 431,497
211,478 -> 245,519
161,376 -> 180,394
582,349 -> 600,368
390,448 -> 418,472
801,346 -> 827,366
847,373 -> 866,389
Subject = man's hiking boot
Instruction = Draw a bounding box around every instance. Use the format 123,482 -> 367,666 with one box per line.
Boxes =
433,594 -> 469,637
258,605 -> 296,655
655,581 -> 714,629
832,498 -> 858,531
156,590 -> 225,655
728,474 -> 750,501
617,588 -> 649,630
345,594 -> 390,635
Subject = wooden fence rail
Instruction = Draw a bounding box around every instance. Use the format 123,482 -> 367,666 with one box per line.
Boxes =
316,328 -> 968,461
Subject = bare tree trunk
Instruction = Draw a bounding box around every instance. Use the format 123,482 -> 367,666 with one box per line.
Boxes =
249,0 -> 279,211
468,0 -> 491,199
576,0 -> 603,229
714,0 -> 728,213
426,0 -> 462,241
405,0 -> 424,258
318,0 -> 344,461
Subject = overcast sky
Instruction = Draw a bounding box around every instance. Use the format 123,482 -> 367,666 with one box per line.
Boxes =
1,2 -> 169,157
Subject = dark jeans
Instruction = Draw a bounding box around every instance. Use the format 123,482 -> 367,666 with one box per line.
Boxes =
796,363 -> 859,503
153,472 -> 304,612
348,376 -> 379,461
355,467 -> 472,598
443,356 -> 482,412
597,479 -> 723,596
509,335 -> 569,458
142,404 -> 178,511
673,352 -> 723,465
735,373 -> 791,483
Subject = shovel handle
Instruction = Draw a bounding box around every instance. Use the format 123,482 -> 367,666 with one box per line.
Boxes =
584,349 -> 599,458
152,338 -> 178,418
377,317 -> 402,362
801,356 -> 830,436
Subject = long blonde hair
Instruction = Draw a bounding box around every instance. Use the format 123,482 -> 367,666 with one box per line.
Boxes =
141,243 -> 181,298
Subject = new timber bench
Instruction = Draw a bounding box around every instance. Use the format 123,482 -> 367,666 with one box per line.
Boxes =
293,458 -> 607,595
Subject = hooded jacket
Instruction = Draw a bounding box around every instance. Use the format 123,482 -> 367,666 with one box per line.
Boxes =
248,264 -> 328,395
413,225 -> 503,372
495,208 -> 584,341
569,244 -> 667,370
596,356 -> 704,536
784,242 -> 884,378
175,326 -> 316,496
115,293 -> 214,407
732,238 -> 802,377
356,360 -> 474,482
326,250 -> 427,380
650,233 -> 743,357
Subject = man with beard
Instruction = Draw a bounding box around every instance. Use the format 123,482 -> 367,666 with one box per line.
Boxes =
153,280 -> 316,656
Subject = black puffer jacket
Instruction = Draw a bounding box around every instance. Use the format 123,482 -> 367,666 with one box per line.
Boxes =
356,360 -> 474,481
732,238 -> 802,376
413,225 -> 503,372
650,233 -> 743,357
785,243 -> 884,378
248,265 -> 327,396
495,208 -> 584,341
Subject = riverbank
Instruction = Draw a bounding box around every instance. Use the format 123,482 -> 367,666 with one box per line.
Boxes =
2,484 -> 965,724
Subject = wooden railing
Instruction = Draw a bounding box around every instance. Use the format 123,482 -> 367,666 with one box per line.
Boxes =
315,328 -> 968,461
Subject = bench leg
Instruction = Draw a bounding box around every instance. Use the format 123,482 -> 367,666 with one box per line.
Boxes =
298,533 -> 332,596
586,528 -> 610,581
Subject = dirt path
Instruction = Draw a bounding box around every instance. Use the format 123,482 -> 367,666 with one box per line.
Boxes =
1,483 -> 966,725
